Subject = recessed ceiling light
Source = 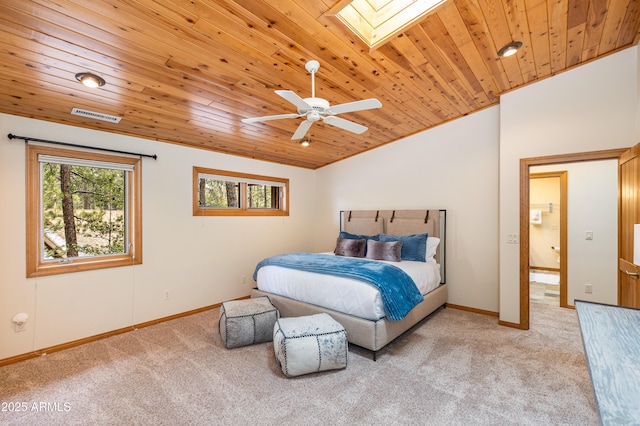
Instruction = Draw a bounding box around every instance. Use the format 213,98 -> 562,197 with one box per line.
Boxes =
299,140 -> 311,147
75,72 -> 106,88
498,42 -> 522,57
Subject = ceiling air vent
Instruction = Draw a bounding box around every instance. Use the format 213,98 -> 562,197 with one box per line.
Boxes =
71,108 -> 121,123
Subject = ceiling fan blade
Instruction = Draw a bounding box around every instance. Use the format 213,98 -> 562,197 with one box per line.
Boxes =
291,119 -> 314,140
275,90 -> 311,111
328,98 -> 382,115
241,113 -> 300,123
323,116 -> 368,134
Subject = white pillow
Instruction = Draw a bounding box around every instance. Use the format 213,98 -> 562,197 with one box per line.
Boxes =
426,237 -> 440,261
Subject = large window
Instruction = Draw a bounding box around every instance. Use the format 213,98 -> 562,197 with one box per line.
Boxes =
26,145 -> 142,277
193,167 -> 289,216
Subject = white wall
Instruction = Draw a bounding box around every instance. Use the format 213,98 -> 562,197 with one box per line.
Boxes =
499,47 -> 639,324
0,114 -> 316,359
531,161 -> 618,305
315,107 -> 501,312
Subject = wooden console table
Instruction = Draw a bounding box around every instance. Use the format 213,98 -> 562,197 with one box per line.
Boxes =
575,300 -> 640,425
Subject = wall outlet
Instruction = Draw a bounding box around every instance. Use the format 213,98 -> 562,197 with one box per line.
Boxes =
507,233 -> 519,244
585,231 -> 594,240
164,290 -> 170,300
241,275 -> 247,285
14,323 -> 26,333
584,283 -> 593,294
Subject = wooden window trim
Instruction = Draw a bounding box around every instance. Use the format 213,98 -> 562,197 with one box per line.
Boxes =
192,166 -> 289,216
26,145 -> 142,278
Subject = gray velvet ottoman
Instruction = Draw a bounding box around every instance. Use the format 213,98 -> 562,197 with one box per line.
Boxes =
273,313 -> 348,377
219,296 -> 279,349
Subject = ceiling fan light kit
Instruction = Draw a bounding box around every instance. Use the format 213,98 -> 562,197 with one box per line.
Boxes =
242,60 -> 382,140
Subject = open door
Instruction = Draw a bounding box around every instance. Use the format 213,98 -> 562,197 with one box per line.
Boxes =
619,144 -> 640,308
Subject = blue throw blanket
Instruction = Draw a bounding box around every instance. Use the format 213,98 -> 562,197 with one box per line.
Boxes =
253,253 -> 424,320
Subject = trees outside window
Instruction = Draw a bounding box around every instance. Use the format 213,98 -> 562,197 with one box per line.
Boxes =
193,167 -> 288,216
26,145 -> 142,277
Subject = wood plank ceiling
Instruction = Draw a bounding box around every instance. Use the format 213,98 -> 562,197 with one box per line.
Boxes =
0,0 -> 638,169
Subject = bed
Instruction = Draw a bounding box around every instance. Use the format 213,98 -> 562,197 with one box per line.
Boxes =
251,209 -> 447,359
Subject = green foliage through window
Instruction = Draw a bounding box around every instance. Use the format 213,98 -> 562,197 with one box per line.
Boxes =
198,178 -> 240,208
41,160 -> 128,260
27,145 -> 142,277
247,184 -> 279,209
193,167 -> 288,216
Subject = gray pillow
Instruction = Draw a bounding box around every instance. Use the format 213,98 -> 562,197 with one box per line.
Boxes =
338,231 -> 379,256
334,237 -> 366,258
365,239 -> 402,262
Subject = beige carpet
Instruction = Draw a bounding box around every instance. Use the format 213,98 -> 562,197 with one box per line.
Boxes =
0,303 -> 598,425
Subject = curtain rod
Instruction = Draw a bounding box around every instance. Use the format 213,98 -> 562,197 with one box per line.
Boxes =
7,133 -> 158,160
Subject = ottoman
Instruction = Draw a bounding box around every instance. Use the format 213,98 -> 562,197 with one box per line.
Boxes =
273,313 -> 348,377
219,296 -> 279,349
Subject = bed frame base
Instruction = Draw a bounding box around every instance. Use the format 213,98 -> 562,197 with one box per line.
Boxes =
349,305 -> 446,361
251,283 -> 447,360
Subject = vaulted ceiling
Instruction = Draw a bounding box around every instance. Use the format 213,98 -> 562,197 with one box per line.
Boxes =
1,0 -> 638,169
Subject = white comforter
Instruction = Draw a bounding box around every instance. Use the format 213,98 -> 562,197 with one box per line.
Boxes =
256,254 -> 441,321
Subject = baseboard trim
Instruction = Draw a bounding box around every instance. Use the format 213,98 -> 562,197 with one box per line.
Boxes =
530,266 -> 560,273
446,304 -> 525,328
498,320 -> 526,329
446,303 -> 498,317
0,296 -> 248,368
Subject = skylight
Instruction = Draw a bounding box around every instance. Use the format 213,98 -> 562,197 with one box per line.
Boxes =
332,0 -> 448,50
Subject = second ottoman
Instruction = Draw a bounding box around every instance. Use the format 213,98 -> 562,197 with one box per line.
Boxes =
273,313 -> 348,377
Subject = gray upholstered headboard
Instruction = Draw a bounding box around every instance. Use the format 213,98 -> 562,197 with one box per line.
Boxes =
339,209 -> 446,284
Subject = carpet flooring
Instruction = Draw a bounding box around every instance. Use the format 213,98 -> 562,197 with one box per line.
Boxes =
0,303 -> 598,425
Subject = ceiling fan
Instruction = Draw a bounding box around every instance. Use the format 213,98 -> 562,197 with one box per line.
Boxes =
241,60 -> 382,140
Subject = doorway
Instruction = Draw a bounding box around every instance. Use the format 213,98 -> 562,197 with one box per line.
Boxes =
529,171 -> 567,308
518,149 -> 625,330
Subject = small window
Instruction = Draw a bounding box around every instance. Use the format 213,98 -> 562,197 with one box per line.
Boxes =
193,167 -> 288,216
26,145 -> 142,277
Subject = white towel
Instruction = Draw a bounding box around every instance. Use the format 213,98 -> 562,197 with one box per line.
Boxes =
530,209 -> 542,224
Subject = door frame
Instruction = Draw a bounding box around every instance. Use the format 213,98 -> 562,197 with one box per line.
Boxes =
519,148 -> 627,330
618,145 -> 640,308
529,171 -> 568,307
